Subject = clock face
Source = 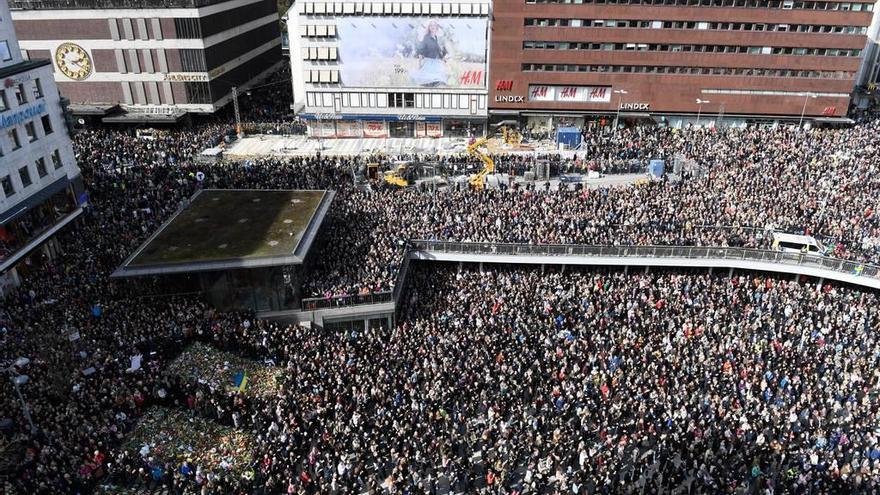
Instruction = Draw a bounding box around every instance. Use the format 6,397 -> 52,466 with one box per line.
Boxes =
55,43 -> 92,81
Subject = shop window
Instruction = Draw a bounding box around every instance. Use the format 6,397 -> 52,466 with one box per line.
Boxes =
0,90 -> 7,112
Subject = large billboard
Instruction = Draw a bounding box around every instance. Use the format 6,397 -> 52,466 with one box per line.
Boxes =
337,17 -> 487,89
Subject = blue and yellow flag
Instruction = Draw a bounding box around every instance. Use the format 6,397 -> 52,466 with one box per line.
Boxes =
232,371 -> 248,392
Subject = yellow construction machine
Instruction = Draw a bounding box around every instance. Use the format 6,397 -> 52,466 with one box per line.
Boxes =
467,137 -> 495,190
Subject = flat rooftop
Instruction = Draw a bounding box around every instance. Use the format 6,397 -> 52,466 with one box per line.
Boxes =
114,189 -> 333,277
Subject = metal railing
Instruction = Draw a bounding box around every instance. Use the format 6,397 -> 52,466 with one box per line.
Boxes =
410,240 -> 880,282
301,291 -> 393,311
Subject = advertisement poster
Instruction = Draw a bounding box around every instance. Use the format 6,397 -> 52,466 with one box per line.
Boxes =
529,85 -> 612,103
415,123 -> 426,138
363,121 -> 388,138
336,120 -> 363,138
310,121 -> 336,138
426,123 -> 442,137
338,17 -> 487,88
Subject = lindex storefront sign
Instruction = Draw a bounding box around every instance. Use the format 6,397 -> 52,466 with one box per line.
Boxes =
619,102 -> 650,111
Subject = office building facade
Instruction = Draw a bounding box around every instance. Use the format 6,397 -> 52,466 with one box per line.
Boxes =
288,0 -> 491,138
0,0 -> 85,295
490,0 -> 876,130
9,0 -> 282,121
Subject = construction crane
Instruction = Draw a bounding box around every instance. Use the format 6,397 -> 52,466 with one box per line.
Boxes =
467,137 -> 494,189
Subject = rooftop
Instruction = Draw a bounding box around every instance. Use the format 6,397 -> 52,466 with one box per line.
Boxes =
9,0 -> 231,10
115,189 -> 333,277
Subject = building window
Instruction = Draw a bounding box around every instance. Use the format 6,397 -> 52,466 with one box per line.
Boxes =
19,166 -> 31,188
0,90 -> 7,112
13,84 -> 27,105
1,175 -> 13,198
41,115 -> 53,135
35,157 -> 47,178
25,121 -> 37,142
0,40 -> 11,62
388,92 -> 415,108
51,149 -> 63,169
8,129 -> 21,150
33,79 -> 44,99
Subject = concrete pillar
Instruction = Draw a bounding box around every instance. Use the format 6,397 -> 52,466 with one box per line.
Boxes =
708,267 -> 713,275
561,264 -> 566,274
645,266 -> 650,274
479,262 -> 484,274
387,314 -> 393,329
364,319 -> 369,333
728,267 -> 734,279
794,273 -> 799,282
541,264 -> 545,274
458,261 -> 463,273
624,265 -> 629,275
816,278 -> 824,291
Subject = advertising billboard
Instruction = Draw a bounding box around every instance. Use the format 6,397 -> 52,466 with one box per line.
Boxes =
337,17 -> 487,89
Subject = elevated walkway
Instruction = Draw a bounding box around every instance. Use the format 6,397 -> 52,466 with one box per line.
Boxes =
257,241 -> 880,322
409,241 -> 880,290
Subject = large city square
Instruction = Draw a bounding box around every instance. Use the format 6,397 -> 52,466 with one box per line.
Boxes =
3,0 -> 880,494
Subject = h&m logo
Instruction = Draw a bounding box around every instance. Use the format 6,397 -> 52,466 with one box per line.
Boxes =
495,80 -> 514,91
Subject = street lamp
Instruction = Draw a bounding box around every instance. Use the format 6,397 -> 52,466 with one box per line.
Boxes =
715,102 -> 726,128
799,92 -> 817,129
695,98 -> 710,127
613,89 -> 628,133
3,357 -> 36,434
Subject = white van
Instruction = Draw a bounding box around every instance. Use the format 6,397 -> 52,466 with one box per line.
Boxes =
771,233 -> 826,255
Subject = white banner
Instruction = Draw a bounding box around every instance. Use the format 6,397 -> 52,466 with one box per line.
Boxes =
528,85 -> 555,102
311,121 -> 336,138
528,85 -> 611,103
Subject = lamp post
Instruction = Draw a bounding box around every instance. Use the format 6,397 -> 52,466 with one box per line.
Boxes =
799,92 -> 817,130
695,98 -> 710,127
715,102 -> 726,128
613,89 -> 628,133
3,357 -> 36,434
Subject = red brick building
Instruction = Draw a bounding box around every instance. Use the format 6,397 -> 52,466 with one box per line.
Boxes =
489,0 -> 876,129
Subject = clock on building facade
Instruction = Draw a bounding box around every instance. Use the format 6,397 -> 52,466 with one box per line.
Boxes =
54,43 -> 92,81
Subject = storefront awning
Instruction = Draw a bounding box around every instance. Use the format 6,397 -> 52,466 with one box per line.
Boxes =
67,104 -> 120,116
102,110 -> 186,124
811,117 -> 854,125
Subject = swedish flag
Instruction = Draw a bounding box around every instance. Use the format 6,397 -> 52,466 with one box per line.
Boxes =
233,371 -> 248,392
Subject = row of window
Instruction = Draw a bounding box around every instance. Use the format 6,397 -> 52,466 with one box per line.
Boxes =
522,41 -> 862,57
0,79 -> 45,113
0,116 -> 54,158
521,63 -> 855,79
301,46 -> 339,61
305,69 -> 341,83
0,150 -> 64,200
524,18 -> 868,35
306,91 -> 485,110
524,0 -> 874,10
299,2 -> 488,16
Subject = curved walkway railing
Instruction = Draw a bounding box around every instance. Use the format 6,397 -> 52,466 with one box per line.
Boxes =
410,240 -> 880,289
296,241 -> 880,313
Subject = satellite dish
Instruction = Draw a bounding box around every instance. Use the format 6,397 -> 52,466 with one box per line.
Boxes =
77,118 -> 85,125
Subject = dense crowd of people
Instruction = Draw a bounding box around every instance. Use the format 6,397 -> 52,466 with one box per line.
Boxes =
2,73 -> 880,493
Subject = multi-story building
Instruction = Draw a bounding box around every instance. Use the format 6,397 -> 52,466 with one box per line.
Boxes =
0,0 -> 84,295
287,0 -> 491,138
9,0 -> 282,122
490,0 -> 876,130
